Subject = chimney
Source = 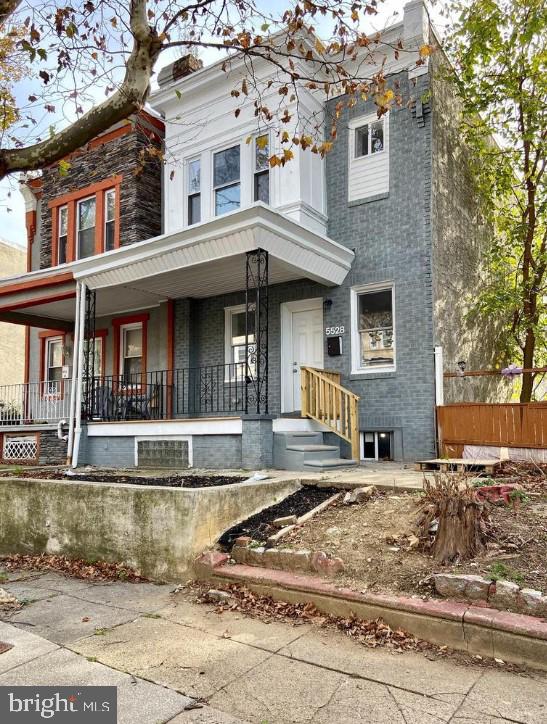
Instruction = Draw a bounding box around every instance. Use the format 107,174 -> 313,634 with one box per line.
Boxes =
157,54 -> 204,88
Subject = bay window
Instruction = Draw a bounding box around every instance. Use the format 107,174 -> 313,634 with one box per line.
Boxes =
187,158 -> 201,224
254,134 -> 270,203
214,145 -> 240,215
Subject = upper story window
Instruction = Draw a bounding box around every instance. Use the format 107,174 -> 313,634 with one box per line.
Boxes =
104,189 -> 116,251
254,134 -> 270,204
49,175 -> 121,266
350,284 -> 395,374
58,205 -> 68,264
187,158 -> 201,225
354,118 -> 385,158
214,145 -> 240,216
77,196 -> 96,259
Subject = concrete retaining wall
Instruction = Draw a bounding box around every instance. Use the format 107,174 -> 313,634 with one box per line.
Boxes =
0,476 -> 300,580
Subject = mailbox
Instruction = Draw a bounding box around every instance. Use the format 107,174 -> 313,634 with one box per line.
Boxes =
327,336 -> 342,356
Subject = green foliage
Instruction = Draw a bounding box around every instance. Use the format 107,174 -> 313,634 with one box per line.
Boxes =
446,0 -> 546,400
487,561 -> 524,585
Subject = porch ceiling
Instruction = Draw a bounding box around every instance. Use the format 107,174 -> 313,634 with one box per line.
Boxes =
72,203 -> 354,299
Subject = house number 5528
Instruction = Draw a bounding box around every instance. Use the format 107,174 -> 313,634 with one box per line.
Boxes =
325,326 -> 345,335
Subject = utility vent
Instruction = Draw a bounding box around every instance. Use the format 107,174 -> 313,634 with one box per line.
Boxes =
137,439 -> 189,469
2,434 -> 38,461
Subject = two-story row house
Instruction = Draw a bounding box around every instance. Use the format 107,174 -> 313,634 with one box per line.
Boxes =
0,1 -> 501,469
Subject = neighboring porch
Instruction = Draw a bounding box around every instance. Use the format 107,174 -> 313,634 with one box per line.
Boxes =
0,204 -> 359,468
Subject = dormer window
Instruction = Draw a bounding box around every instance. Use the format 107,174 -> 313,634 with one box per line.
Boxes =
57,205 -> 68,264
354,118 -> 385,158
214,145 -> 240,216
254,134 -> 270,204
187,158 -> 201,224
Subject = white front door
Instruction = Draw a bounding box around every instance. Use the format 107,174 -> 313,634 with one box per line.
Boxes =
281,298 -> 324,412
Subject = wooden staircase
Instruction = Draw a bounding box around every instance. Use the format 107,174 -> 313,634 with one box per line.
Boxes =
300,366 -> 360,462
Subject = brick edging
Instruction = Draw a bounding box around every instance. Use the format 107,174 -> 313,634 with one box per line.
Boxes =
195,554 -> 547,671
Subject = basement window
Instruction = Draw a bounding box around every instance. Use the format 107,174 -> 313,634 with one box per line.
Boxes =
361,431 -> 392,461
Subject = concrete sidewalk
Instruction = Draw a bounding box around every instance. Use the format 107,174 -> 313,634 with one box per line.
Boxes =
1,570 -> 546,724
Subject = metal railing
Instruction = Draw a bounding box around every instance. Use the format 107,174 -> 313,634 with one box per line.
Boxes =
84,364 -> 248,421
0,380 -> 72,425
0,364 -> 250,426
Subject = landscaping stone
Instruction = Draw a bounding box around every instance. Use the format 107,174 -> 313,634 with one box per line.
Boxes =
342,486 -> 375,505
489,580 -> 520,610
198,552 -> 230,570
246,547 -> 266,566
205,590 -> 232,603
0,588 -> 19,610
272,515 -> 297,528
310,551 -> 344,577
234,537 -> 252,547
278,549 -> 311,573
434,574 -> 489,601
517,588 -> 543,614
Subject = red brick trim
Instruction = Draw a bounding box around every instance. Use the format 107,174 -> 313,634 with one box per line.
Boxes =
88,123 -> 132,150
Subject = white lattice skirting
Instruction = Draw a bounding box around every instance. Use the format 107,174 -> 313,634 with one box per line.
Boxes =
2,435 -> 37,461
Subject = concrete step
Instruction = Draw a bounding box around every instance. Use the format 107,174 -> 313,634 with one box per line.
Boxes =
303,458 -> 358,469
273,432 -> 323,448
285,444 -> 339,453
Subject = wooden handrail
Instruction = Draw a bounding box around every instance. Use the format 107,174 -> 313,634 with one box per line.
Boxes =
300,366 -> 360,462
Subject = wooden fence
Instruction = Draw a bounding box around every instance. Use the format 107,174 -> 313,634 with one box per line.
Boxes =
437,403 -> 547,454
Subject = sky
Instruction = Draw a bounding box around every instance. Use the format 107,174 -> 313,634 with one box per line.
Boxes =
0,0 -> 448,251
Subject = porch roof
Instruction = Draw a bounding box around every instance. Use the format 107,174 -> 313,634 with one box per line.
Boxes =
72,203 -> 354,296
0,204 -> 353,326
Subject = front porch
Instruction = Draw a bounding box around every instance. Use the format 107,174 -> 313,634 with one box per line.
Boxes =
0,204 -> 358,468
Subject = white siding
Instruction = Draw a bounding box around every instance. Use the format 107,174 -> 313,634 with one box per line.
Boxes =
348,114 -> 389,203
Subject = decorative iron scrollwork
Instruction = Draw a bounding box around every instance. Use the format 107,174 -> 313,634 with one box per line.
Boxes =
245,249 -> 269,415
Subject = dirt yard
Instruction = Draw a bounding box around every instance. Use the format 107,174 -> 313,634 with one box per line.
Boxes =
282,475 -> 547,597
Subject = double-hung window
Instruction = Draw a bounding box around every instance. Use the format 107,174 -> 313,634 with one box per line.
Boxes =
351,284 -> 395,372
224,305 -> 255,380
187,158 -> 201,224
57,205 -> 68,264
354,118 -> 385,158
120,324 -> 143,379
77,196 -> 96,259
214,145 -> 240,216
104,189 -> 116,251
254,134 -> 270,203
46,337 -> 63,382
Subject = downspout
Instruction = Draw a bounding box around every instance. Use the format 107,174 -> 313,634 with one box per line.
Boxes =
66,281 -> 81,464
72,281 -> 87,468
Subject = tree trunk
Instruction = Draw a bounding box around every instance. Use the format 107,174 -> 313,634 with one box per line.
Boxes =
520,326 -> 536,402
431,496 -> 485,564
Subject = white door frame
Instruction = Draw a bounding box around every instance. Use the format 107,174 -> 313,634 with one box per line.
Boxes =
280,297 -> 324,413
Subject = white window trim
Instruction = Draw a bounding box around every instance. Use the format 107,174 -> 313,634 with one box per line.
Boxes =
350,282 -> 396,375
186,155 -> 201,226
119,322 -> 143,377
253,132 -> 270,203
104,188 -> 116,250
57,204 -> 68,263
349,112 -> 388,161
212,143 -> 242,217
224,304 -> 255,382
76,194 -> 96,259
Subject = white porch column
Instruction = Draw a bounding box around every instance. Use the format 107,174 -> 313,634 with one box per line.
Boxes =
72,281 -> 87,467
66,281 -> 82,464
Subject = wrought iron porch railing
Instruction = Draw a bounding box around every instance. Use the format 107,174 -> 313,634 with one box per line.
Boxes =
0,380 -> 72,425
84,364 -> 249,421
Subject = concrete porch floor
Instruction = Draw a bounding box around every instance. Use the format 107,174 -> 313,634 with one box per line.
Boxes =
1,570 -> 546,724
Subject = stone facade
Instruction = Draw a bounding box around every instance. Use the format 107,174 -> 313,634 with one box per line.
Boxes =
39,118 -> 163,269
39,429 -> 67,465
